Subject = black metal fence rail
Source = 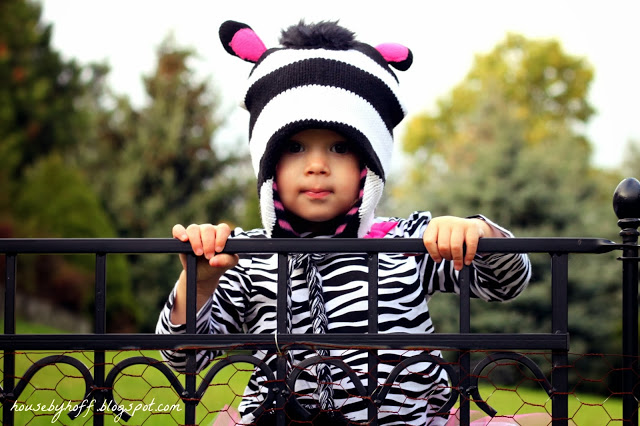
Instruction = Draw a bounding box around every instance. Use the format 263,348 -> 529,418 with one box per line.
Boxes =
1,177 -> 640,425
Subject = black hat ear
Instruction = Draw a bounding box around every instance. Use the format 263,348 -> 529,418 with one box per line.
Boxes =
219,20 -> 268,63
375,43 -> 413,71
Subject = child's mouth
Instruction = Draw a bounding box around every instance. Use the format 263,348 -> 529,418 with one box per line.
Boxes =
304,190 -> 331,199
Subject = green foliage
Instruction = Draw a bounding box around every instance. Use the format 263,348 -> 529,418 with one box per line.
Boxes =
403,33 -> 595,172
15,155 -> 114,238
391,33 -> 625,392
0,0 -> 137,331
11,154 -> 137,328
77,36 -> 253,239
73,36 -> 255,331
1,3 -> 256,332
0,0 -> 89,177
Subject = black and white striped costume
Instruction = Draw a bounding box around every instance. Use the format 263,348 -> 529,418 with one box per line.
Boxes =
156,211 -> 531,425
156,21 -> 531,424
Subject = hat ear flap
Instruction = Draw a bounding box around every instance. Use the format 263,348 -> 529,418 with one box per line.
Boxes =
375,43 -> 413,71
219,20 -> 267,63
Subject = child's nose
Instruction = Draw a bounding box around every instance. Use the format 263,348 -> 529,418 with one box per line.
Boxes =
305,152 -> 329,175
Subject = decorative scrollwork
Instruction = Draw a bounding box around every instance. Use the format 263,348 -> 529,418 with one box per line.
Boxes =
286,355 -> 372,421
374,352 -> 460,415
2,350 -> 554,423
468,351 -> 553,417
284,351 -> 460,422
103,355 -> 184,421
102,353 -> 276,422
196,354 -> 276,420
2,355 -> 94,420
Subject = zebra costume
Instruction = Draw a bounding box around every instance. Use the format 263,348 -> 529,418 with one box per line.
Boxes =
157,213 -> 531,424
156,20 -> 531,425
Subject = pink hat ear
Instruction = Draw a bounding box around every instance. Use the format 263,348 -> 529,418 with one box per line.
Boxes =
375,43 -> 413,71
219,20 -> 267,63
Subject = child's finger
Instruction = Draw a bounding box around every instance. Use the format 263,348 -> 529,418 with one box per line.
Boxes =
464,227 -> 480,266
210,253 -> 239,269
172,224 -> 188,241
434,224 -> 453,262
185,224 -> 204,256
449,226 -> 465,270
199,224 -> 218,259
423,223 -> 442,263
209,224 -> 232,266
214,223 -> 231,254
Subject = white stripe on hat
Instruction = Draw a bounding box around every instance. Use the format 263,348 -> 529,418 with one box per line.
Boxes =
249,85 -> 394,178
243,49 -> 407,116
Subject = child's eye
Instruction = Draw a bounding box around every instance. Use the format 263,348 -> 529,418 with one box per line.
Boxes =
331,142 -> 350,154
285,141 -> 304,153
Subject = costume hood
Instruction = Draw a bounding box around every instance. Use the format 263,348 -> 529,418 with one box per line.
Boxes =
219,20 -> 412,237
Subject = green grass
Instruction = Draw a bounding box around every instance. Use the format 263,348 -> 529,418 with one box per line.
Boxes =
459,385 -> 623,425
2,319 -> 625,425
2,319 -> 252,425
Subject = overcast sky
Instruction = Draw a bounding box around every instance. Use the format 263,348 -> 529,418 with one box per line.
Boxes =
40,0 -> 640,171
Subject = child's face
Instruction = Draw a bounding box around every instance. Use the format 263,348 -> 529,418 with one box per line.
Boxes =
275,129 -> 361,223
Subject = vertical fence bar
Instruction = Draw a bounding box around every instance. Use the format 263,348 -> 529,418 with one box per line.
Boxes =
3,254 -> 17,426
458,265 -> 471,425
276,253 -> 288,426
551,253 -> 569,426
620,236 -> 639,425
621,235 -> 639,425
367,253 -> 379,425
184,254 -> 198,425
619,220 -> 639,425
93,254 -> 107,426
613,177 -> 640,425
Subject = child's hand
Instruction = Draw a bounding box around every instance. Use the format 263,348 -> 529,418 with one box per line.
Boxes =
423,216 -> 498,271
172,223 -> 239,283
170,223 -> 238,325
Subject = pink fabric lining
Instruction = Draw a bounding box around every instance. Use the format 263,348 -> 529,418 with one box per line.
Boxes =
446,409 -> 552,425
278,219 -> 298,235
364,221 -> 398,238
212,405 -> 241,425
375,43 -> 410,63
229,28 -> 267,62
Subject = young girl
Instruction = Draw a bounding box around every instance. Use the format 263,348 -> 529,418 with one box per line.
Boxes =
156,20 -> 531,425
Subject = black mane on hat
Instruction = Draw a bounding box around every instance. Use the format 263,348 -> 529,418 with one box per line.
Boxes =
279,20 -> 357,50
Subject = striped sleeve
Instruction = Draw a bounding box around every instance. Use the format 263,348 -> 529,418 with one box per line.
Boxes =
155,283 -> 217,372
396,211 -> 531,301
155,230 -> 254,373
467,215 -> 531,301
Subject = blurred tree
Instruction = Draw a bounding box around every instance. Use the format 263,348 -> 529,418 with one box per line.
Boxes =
0,0 -> 136,331
390,34 -> 624,391
0,0 -> 88,177
13,154 -> 137,329
401,33 -> 595,180
75,36 -> 256,331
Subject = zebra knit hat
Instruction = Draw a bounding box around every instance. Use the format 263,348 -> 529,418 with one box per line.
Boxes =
219,20 -> 412,237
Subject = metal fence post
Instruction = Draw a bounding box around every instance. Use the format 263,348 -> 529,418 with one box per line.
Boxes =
551,253 -> 569,425
93,253 -> 107,426
184,254 -> 198,425
613,177 -> 640,425
2,254 -> 17,426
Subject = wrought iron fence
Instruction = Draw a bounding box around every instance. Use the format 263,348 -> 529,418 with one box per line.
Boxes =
1,178 -> 640,425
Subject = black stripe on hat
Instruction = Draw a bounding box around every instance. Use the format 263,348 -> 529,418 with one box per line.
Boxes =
245,58 -> 404,138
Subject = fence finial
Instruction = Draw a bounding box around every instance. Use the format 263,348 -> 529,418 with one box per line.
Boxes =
613,177 -> 640,220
